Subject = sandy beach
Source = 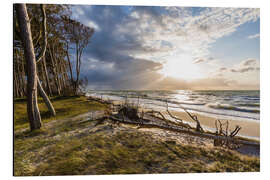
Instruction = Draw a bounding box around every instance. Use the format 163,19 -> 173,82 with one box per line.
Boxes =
107,98 -> 260,140
165,110 -> 260,140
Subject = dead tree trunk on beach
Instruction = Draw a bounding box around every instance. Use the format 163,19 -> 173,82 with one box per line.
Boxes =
214,119 -> 242,149
16,3 -> 42,130
165,100 -> 204,132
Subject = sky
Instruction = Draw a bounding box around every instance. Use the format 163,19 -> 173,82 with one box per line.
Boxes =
71,5 -> 260,90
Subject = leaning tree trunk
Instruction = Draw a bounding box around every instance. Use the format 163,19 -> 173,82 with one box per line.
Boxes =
15,3 -> 42,130
42,57 -> 52,96
35,4 -> 56,116
37,77 -> 56,116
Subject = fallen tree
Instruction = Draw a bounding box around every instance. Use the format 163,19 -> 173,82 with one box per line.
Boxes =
213,119 -> 242,149
86,95 -> 259,148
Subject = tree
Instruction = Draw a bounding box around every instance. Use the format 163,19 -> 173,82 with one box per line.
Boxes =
63,17 -> 94,94
36,4 -> 56,116
15,4 -> 42,130
14,4 -> 94,98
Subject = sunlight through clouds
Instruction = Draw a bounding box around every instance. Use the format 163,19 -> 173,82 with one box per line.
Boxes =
71,5 -> 260,90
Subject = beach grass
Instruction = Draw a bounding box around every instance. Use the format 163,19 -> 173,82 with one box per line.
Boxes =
14,96 -> 260,176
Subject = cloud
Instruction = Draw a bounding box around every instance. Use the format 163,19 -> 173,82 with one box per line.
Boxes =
189,78 -> 237,90
148,77 -> 258,90
193,58 -> 206,64
219,67 -> 227,71
193,57 -> 214,64
216,59 -> 259,74
248,33 -> 260,39
70,5 -> 260,90
230,67 -> 255,73
242,59 -> 257,66
230,59 -> 259,73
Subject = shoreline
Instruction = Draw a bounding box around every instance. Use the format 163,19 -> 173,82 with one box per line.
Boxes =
166,110 -> 260,141
103,96 -> 260,141
14,96 -> 260,175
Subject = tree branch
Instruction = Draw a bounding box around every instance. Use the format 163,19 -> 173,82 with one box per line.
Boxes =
36,4 -> 47,64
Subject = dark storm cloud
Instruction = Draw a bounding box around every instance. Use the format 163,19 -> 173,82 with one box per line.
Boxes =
71,5 -> 168,89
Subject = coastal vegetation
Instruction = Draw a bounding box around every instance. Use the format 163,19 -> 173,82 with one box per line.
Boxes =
13,4 -> 260,176
14,4 -> 93,131
14,96 -> 259,176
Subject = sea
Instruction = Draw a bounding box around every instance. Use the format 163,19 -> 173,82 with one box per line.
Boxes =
86,90 -> 260,122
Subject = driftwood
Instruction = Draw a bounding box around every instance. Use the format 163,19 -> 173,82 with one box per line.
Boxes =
107,115 -> 258,147
165,100 -> 203,132
214,119 -> 242,149
145,110 -> 192,130
87,95 -> 257,148
174,102 -> 204,132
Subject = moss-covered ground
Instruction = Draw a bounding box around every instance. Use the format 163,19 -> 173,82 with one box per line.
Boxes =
14,96 -> 106,131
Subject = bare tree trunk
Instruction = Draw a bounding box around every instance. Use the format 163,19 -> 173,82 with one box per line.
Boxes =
14,69 -> 19,98
16,71 -> 23,97
20,50 -> 27,96
40,59 -> 47,90
53,47 -> 63,93
60,60 -> 66,89
14,50 -> 22,97
62,61 -> 69,88
75,45 -> 84,95
57,58 -> 65,91
42,57 -> 52,96
48,47 -> 61,95
16,3 -> 42,130
65,43 -> 75,93
16,55 -> 25,97
37,76 -> 56,116
35,4 -> 55,116
75,44 -> 79,95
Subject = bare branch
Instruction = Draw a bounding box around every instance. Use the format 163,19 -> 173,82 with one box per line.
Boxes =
230,126 -> 242,137
36,4 -> 47,64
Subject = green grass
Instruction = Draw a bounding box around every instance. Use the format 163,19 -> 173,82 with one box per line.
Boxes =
14,96 -> 260,176
31,131 -> 260,175
14,124 -> 260,175
14,96 -> 107,131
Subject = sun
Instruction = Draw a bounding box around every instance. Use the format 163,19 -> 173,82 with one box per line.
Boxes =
160,55 -> 205,81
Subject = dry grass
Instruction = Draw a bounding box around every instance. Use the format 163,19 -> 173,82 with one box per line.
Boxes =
14,96 -> 260,176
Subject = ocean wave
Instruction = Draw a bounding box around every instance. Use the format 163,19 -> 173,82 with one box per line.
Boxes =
206,103 -> 260,113
171,100 -> 206,106
145,97 -> 206,106
236,103 -> 260,107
